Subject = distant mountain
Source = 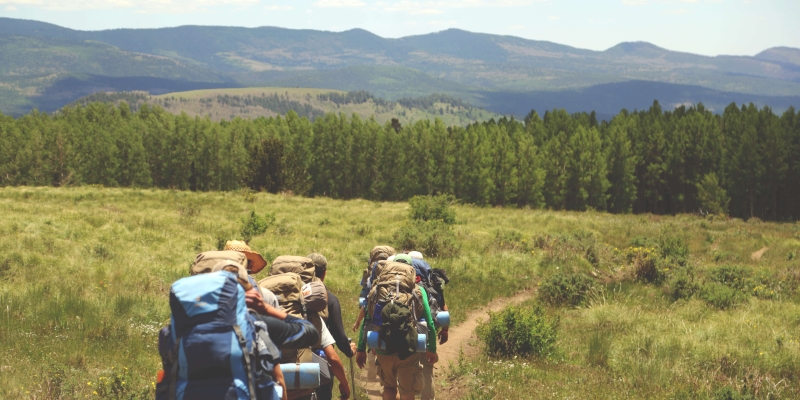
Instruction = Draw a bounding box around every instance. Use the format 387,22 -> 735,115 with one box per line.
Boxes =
0,17 -> 798,117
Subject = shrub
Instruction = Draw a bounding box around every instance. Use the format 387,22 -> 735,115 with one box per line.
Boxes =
408,194 -> 456,224
539,272 -> 595,307
477,303 -> 558,358
708,265 -> 751,291
701,282 -> 748,310
658,228 -> 689,266
393,220 -> 459,258
240,210 -> 275,243
667,269 -> 700,301
626,247 -> 666,284
713,385 -> 753,400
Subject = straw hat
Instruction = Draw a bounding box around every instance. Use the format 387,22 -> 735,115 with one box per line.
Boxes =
224,240 -> 267,274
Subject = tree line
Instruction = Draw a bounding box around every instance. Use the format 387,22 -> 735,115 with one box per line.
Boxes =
0,100 -> 798,221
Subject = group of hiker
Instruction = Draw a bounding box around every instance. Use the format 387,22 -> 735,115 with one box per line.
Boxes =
155,241 -> 450,400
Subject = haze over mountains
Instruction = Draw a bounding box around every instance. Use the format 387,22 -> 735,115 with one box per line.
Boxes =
1,17 -> 799,117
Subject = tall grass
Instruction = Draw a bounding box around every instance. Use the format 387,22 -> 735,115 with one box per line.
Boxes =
1,187 -> 799,398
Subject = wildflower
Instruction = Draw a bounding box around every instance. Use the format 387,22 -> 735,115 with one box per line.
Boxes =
87,382 -> 92,386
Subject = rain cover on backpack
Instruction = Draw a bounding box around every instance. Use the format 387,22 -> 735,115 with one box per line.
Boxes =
157,271 -> 279,400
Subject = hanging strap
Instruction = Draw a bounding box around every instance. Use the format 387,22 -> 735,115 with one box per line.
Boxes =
233,325 -> 258,400
168,338 -> 181,400
295,358 -> 301,390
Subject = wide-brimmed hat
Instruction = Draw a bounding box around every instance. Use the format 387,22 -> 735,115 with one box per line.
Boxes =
224,240 -> 267,274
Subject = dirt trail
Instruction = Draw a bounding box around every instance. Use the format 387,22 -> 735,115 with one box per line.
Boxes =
751,246 -> 768,261
353,289 -> 535,400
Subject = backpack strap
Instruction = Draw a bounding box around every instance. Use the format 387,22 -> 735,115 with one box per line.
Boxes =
232,325 -> 257,400
168,338 -> 180,400
294,359 -> 301,390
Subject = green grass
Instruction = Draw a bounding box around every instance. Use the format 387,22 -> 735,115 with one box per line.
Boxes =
0,187 -> 799,398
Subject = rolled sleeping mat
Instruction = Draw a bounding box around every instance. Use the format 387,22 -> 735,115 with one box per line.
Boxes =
366,331 -> 426,353
359,297 -> 366,308
435,311 -> 450,328
279,363 -> 321,389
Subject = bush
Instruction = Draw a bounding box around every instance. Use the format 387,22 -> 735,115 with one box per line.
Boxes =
408,194 -> 456,224
626,247 -> 666,284
539,272 -> 595,307
708,265 -> 751,291
240,210 -> 275,243
713,385 -> 753,400
701,282 -> 748,310
477,303 -> 558,358
393,220 -> 459,258
667,269 -> 700,301
658,228 -> 689,266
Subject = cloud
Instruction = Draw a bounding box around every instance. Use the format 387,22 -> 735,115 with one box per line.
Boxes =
661,7 -> 688,14
0,0 -> 260,12
264,5 -> 293,11
4,4 -> 16,10
507,24 -> 524,30
313,0 -> 366,7
547,15 -> 559,20
621,0 -> 647,5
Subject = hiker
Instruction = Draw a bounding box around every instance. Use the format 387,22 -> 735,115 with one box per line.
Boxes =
408,251 -> 449,400
353,246 -> 396,332
308,253 -> 357,400
157,260 -> 319,400
355,254 -> 439,400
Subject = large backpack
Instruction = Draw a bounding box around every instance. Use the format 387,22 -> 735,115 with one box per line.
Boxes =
190,250 -> 249,277
156,271 -> 281,400
258,256 -> 328,356
365,261 -> 425,357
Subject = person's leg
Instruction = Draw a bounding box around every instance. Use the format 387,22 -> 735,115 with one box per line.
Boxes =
382,386 -> 398,400
395,353 -> 423,400
420,352 -> 434,400
315,382 -> 333,400
376,354 -> 401,400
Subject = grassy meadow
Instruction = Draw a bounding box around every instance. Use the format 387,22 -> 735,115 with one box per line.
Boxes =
146,87 -> 500,126
0,187 -> 799,399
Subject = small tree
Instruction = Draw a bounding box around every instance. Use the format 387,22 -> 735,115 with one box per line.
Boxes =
696,173 -> 730,216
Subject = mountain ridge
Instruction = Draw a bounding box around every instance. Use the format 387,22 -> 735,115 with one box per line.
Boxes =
1,17 -> 799,116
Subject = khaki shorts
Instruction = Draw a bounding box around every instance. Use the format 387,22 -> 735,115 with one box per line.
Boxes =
376,353 -> 423,397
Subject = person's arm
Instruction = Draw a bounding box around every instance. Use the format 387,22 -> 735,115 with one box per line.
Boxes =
323,344 -> 350,400
253,314 -> 319,350
418,286 -> 438,364
273,364 -> 288,400
355,316 -> 368,368
352,306 -> 365,332
325,291 -> 354,358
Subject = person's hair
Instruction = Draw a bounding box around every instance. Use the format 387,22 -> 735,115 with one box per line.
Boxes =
222,265 -> 253,290
315,264 -> 327,279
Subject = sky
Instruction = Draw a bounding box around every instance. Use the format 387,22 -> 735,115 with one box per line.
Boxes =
0,0 -> 798,56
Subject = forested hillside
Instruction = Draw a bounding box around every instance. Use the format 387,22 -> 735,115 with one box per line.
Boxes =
65,88 -> 499,125
1,100 -> 797,221
1,17 -> 800,117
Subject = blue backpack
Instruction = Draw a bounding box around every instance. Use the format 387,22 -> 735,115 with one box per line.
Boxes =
156,271 -> 281,400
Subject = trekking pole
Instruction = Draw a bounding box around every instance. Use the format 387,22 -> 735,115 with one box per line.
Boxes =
349,355 -> 357,400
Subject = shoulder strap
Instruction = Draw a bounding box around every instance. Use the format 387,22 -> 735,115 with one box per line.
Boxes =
232,325 -> 257,400
168,338 -> 180,400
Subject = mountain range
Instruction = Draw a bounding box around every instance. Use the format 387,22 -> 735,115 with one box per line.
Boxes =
1,17 -> 799,117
